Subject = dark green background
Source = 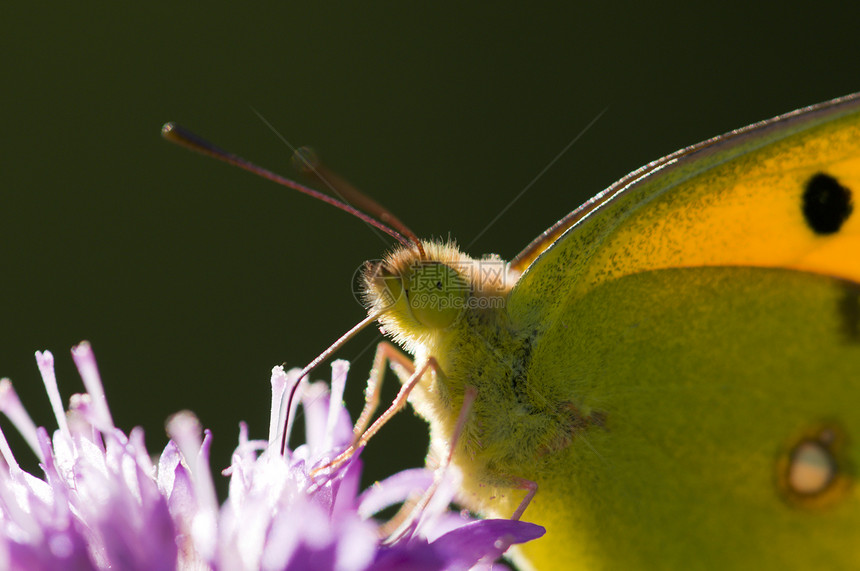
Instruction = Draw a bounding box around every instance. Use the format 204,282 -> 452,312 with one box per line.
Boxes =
3,4 -> 858,494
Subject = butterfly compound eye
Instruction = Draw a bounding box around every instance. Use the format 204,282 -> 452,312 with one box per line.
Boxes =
405,262 -> 469,330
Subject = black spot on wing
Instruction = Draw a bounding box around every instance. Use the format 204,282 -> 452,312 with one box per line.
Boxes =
802,173 -> 853,235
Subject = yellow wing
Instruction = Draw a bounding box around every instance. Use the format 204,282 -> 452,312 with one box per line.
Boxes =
510,93 -> 860,326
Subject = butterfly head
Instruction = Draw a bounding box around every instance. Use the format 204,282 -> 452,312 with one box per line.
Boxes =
361,240 -> 517,352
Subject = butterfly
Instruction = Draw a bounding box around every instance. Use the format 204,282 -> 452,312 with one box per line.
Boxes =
164,92 -> 860,569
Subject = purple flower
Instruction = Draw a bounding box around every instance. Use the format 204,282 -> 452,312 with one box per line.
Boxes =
0,342 -> 544,570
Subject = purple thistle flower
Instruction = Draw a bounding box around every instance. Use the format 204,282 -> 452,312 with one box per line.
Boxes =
0,342 -> 544,570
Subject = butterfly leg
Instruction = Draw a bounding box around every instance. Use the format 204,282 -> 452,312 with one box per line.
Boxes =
324,352 -> 442,472
510,477 -> 538,521
384,384 -> 477,542
351,341 -> 416,444
350,354 -> 440,452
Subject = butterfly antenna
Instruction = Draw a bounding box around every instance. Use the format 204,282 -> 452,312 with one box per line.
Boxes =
291,146 -> 424,258
279,310 -> 383,455
161,123 -> 421,253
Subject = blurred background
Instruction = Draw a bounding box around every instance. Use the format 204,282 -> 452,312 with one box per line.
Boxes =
3,3 -> 858,495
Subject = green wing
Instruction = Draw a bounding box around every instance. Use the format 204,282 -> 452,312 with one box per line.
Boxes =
515,268 -> 860,569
